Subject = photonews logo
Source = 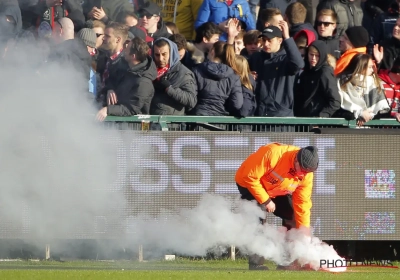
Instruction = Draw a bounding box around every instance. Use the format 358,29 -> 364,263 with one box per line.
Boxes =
320,259 -> 397,269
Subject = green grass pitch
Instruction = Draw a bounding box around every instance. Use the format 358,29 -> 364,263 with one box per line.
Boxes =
0,259 -> 399,279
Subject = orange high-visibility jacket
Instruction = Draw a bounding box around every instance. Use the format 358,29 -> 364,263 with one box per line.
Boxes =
334,47 -> 367,76
235,142 -> 313,228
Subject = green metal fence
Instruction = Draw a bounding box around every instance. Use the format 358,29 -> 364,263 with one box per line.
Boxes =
104,116 -> 400,132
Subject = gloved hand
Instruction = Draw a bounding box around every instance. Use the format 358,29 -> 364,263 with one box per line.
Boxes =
154,78 -> 170,92
159,79 -> 171,90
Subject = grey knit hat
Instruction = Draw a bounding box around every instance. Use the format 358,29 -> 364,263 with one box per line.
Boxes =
77,28 -> 97,48
297,146 -> 319,172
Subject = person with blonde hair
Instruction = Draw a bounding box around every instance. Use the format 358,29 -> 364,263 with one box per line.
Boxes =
335,53 -> 390,125
236,55 -> 256,116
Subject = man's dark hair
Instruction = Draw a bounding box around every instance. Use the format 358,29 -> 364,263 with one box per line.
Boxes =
154,38 -> 170,48
129,37 -> 150,62
169,34 -> 187,50
194,22 -> 221,44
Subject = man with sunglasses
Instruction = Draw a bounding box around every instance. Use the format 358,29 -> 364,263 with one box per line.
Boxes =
235,142 -> 319,270
138,1 -> 169,42
315,9 -> 340,59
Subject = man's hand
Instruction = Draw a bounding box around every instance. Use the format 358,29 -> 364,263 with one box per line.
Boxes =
91,7 -> 107,20
96,107 -> 108,122
373,44 -> 384,65
264,200 -> 276,213
46,0 -> 62,7
107,90 -> 117,105
278,20 -> 290,40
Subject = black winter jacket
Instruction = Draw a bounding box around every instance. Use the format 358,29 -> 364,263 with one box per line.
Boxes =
319,36 -> 341,59
253,38 -> 304,117
294,40 -> 341,117
107,56 -> 157,116
191,61 -> 243,116
150,38 -> 197,115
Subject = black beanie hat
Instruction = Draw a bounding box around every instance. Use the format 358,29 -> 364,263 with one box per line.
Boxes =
297,146 -> 319,172
345,26 -> 369,48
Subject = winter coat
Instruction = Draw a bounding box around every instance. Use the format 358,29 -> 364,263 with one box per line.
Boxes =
107,56 -> 157,116
191,61 -> 243,116
254,38 -> 305,117
317,0 -> 364,37
319,36 -> 341,59
195,0 -> 255,41
294,40 -> 341,117
380,37 -> 400,70
150,37 -> 197,115
155,0 -> 203,40
235,142 -> 313,228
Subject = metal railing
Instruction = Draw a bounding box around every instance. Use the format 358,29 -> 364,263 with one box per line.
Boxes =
104,116 -> 400,132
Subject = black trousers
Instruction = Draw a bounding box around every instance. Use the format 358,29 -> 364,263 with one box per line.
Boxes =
237,184 -> 294,222
237,184 -> 295,266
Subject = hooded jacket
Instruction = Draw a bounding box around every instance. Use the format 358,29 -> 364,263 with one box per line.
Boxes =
150,37 -> 197,115
107,56 -> 157,116
235,142 -> 313,228
317,0 -> 363,37
294,40 -> 341,117
254,38 -> 305,117
195,0 -> 255,41
156,0 -> 203,40
0,0 -> 22,42
191,61 -> 243,116
334,47 -> 367,75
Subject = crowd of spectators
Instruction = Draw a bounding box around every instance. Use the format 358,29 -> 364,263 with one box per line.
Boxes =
1,0 -> 400,124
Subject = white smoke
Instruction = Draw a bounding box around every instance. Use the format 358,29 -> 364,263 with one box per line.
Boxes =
126,194 -> 344,270
0,40 -> 126,248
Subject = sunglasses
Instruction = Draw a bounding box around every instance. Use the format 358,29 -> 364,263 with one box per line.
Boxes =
316,21 -> 334,27
139,12 -> 157,18
96,33 -> 104,38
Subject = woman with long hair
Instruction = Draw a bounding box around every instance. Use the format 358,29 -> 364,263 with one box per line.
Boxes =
335,53 -> 390,126
235,55 -> 257,116
190,41 -> 243,116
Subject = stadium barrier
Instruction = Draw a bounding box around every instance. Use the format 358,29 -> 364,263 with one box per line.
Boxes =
1,116 -> 400,260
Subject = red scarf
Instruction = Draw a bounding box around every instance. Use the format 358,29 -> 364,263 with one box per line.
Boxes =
156,64 -> 170,80
102,48 -> 123,87
226,0 -> 233,6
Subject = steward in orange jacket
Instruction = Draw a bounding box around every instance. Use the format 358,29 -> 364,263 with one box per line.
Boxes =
235,143 -> 319,229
